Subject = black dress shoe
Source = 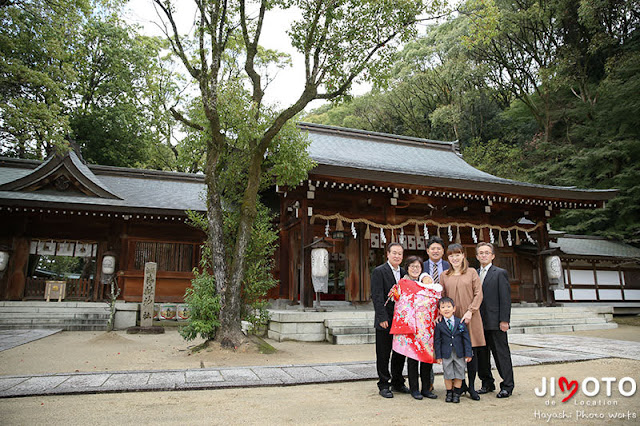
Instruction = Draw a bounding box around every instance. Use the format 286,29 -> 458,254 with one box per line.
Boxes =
469,389 -> 481,401
379,388 -> 393,398
411,390 -> 423,400
459,381 -> 469,395
391,385 -> 411,394
445,390 -> 453,403
452,388 -> 461,403
421,390 -> 438,399
496,390 -> 511,398
478,386 -> 496,394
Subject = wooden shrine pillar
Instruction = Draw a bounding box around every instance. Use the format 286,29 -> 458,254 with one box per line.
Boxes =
300,198 -> 314,307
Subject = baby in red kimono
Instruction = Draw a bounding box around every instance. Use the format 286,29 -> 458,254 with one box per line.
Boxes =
388,256 -> 442,400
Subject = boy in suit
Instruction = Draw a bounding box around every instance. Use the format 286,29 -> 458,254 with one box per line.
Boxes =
434,297 -> 473,403
371,242 -> 408,398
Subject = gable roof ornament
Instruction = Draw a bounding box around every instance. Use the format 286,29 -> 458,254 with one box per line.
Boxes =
0,150 -> 122,200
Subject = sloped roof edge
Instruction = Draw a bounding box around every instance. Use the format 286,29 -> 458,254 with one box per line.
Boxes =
0,151 -> 122,200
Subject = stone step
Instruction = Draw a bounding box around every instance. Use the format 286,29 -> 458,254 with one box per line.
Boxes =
0,302 -> 111,331
509,322 -> 618,334
324,319 -> 372,328
331,333 -> 376,345
0,312 -> 109,319
0,318 -> 109,326
510,317 -> 609,327
0,301 -> 110,309
327,326 -> 375,335
511,312 -> 607,320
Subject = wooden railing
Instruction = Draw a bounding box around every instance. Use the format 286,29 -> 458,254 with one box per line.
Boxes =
24,277 -> 95,301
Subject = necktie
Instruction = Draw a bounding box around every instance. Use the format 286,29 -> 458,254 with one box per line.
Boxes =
480,267 -> 487,283
448,319 -> 454,332
431,263 -> 439,284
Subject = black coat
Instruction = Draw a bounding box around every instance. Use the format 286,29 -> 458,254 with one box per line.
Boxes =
371,263 -> 406,330
434,316 -> 473,359
478,265 -> 511,330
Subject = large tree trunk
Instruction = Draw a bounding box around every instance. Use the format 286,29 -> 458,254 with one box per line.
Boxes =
216,151 -> 263,348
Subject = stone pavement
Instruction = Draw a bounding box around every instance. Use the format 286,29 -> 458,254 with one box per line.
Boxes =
0,329 -> 62,352
0,331 -> 639,399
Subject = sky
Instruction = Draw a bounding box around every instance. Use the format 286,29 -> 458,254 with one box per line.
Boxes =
124,0 -> 369,111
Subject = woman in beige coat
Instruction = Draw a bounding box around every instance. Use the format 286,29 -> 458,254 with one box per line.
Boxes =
440,243 -> 484,400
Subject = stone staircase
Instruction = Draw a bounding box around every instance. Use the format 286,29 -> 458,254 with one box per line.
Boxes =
325,318 -> 376,344
0,301 -> 111,331
509,305 -> 616,334
269,306 -> 617,344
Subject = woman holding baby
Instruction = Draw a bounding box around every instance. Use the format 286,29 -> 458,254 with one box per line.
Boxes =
387,255 -> 441,400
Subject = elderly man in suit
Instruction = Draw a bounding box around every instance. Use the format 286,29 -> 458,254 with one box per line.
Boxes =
371,242 -> 408,398
476,242 -> 515,398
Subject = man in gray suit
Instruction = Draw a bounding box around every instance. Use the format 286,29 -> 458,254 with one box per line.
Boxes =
476,242 -> 514,398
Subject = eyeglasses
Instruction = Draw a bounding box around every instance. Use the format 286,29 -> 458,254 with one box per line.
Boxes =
477,251 -> 493,256
408,264 -> 422,269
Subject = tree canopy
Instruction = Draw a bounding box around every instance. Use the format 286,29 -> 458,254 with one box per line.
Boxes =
306,0 -> 640,245
0,0 -> 178,168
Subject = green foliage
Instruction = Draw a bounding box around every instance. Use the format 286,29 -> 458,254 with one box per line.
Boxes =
37,255 -> 83,279
1,1 -> 179,169
0,0 -> 89,157
307,0 -> 640,245
183,201 -> 279,339
179,258 -> 222,342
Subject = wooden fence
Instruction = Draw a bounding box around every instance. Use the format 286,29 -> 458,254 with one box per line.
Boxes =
24,277 -> 95,301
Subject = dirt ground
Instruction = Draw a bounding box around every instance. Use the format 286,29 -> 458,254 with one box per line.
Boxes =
1,358 -> 639,425
1,324 -> 639,376
1,324 -> 639,424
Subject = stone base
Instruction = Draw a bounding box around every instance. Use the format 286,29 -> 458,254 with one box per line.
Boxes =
126,326 -> 165,334
113,302 -> 139,330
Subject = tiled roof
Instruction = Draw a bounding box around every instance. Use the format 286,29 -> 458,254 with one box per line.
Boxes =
550,235 -> 640,259
0,156 -> 206,214
300,122 -> 617,201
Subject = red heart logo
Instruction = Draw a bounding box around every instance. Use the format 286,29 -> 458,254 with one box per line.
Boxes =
558,376 -> 578,402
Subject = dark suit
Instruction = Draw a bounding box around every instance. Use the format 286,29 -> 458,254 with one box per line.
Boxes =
434,316 -> 473,360
371,262 -> 406,390
477,265 -> 514,393
423,259 -> 450,278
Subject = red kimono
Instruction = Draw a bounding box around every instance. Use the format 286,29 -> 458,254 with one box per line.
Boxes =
389,277 -> 442,363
